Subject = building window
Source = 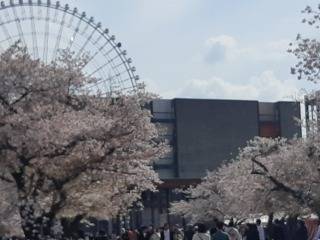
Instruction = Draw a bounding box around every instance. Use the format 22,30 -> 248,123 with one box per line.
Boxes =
259,122 -> 280,138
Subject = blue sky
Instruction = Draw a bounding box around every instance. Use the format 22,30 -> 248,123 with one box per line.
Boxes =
67,0 -> 318,101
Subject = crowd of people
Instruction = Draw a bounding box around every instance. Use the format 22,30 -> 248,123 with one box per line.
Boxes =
116,218 -> 320,240
0,218 -> 319,240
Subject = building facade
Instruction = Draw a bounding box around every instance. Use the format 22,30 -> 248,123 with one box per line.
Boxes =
305,91 -> 320,134
131,98 -> 301,228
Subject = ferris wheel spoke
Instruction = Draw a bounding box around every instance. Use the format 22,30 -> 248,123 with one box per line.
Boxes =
80,19 -> 90,36
52,4 -> 59,23
43,5 -> 50,63
88,54 -> 124,78
52,9 -> 66,61
0,16 -> 13,47
0,2 -> 138,95
99,45 -> 125,76
66,16 -> 82,53
11,6 -> 27,48
87,68 -> 130,89
75,27 -> 97,59
20,4 -> 27,21
100,45 -> 117,60
67,9 -> 75,28
86,75 -> 132,92
93,31 -> 103,45
29,4 -> 38,59
37,3 -> 42,20
82,38 -> 111,68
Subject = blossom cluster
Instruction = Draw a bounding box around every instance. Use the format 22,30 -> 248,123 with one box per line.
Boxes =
0,44 -> 167,238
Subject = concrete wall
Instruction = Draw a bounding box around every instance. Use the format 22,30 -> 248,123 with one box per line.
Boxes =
174,99 -> 260,179
277,102 -> 301,138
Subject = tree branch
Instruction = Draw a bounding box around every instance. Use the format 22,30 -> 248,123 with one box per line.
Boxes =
42,129 -> 133,160
251,156 -> 308,206
0,95 -> 17,113
0,174 -> 14,183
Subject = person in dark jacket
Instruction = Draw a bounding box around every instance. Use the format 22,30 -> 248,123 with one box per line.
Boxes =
146,226 -> 154,240
184,225 -> 194,240
245,223 -> 259,240
272,219 -> 285,240
211,221 -> 229,240
293,220 -> 308,240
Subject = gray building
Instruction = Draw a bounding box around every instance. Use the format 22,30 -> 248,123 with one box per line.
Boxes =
130,98 -> 301,228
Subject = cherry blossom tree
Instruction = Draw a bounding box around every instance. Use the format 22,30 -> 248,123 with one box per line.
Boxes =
171,136 -> 320,223
0,180 -> 22,236
0,44 -> 166,239
288,3 -> 320,133
172,3 -> 320,224
289,4 -> 320,83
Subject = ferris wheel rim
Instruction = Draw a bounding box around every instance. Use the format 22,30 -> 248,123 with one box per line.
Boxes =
0,0 -> 142,95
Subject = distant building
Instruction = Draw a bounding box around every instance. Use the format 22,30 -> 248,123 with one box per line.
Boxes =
305,91 -> 320,134
129,98 -> 301,228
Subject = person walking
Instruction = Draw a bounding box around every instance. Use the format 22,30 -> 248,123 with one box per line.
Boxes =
184,225 -> 194,240
150,228 -> 161,240
146,226 -> 154,240
128,229 -> 139,240
226,221 -> 241,240
244,224 -> 259,240
256,219 -> 265,240
314,220 -> 320,240
173,225 -> 184,240
293,220 -> 308,240
272,219 -> 285,240
211,222 -> 230,240
192,224 -> 210,240
161,223 -> 174,240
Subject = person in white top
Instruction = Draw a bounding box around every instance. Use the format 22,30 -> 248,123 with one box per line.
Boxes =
314,220 -> 320,240
150,228 -> 161,240
192,224 -> 211,240
161,223 -> 173,240
256,219 -> 265,240
227,222 -> 242,240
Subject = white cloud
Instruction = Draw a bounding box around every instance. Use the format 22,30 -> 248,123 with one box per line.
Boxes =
173,70 -> 298,102
144,77 -> 179,99
204,35 -> 237,64
146,35 -> 298,101
205,35 -> 237,49
203,35 -> 291,64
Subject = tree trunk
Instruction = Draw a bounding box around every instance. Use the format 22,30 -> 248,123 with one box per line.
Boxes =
20,202 -> 60,240
61,214 -> 84,239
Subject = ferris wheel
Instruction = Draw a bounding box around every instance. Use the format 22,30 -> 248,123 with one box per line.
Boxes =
0,0 -> 141,96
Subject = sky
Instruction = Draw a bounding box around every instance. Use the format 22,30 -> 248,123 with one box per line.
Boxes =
66,0 -> 319,102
